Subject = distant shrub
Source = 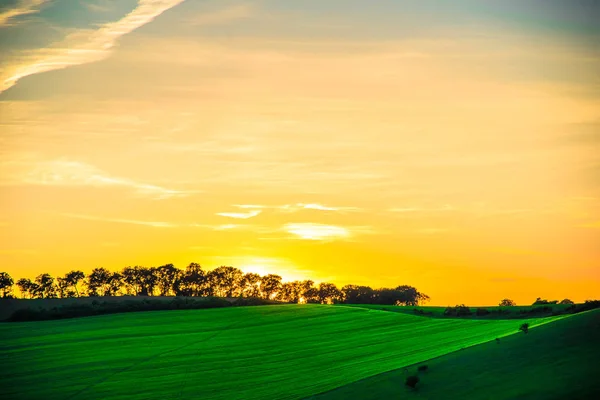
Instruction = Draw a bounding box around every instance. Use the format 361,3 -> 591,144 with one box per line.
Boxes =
566,300 -> 600,314
519,323 -> 529,334
499,299 -> 516,307
475,308 -> 490,316
532,298 -> 558,306
495,338 -> 500,344
405,375 -> 420,389
417,365 -> 429,372
559,299 -> 574,305
444,304 -> 471,317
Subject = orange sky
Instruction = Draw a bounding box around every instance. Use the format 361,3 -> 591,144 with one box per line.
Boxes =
1,0 -> 599,305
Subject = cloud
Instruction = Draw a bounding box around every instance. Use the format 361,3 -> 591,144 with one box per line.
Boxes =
232,204 -> 267,209
214,224 -> 239,230
226,203 -> 360,215
0,0 -> 47,26
284,223 -> 350,241
0,0 -> 185,93
63,213 -> 176,228
217,210 -> 262,219
278,203 -> 360,213
7,159 -> 189,199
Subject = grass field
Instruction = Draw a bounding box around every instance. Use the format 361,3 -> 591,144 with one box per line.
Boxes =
0,304 -> 565,400
340,303 -> 575,318
310,308 -> 600,400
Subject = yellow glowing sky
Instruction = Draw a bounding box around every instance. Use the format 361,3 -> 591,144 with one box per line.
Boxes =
1,0 -> 599,305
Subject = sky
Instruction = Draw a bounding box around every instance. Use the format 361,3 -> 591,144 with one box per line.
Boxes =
0,0 -> 599,305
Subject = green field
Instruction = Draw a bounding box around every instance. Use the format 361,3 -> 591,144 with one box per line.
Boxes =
0,304 -> 569,400
311,308 -> 600,400
340,303 -> 575,318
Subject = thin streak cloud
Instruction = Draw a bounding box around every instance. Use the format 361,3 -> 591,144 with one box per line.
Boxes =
0,0 -> 185,93
12,159 -> 189,199
284,223 -> 350,241
217,210 -> 262,219
63,213 -> 176,228
0,0 -> 47,26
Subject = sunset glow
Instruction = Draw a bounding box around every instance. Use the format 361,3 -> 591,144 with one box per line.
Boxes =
1,0 -> 599,305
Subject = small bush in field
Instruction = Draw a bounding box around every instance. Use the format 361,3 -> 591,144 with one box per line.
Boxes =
417,365 -> 428,372
405,375 -> 420,389
519,323 -> 529,334
495,338 -> 500,343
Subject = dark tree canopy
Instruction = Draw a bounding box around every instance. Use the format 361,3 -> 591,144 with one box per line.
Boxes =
8,263 -> 430,306
0,272 -> 14,298
499,298 -> 516,307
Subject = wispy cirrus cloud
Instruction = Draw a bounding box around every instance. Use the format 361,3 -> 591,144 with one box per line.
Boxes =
63,213 -> 176,228
0,0 -> 47,26
231,203 -> 359,213
284,223 -> 350,241
216,210 -> 262,219
1,0 -> 185,93
4,159 -> 191,199
232,204 -> 267,209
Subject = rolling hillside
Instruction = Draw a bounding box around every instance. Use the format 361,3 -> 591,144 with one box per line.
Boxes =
311,308 -> 600,400
0,304 -> 565,400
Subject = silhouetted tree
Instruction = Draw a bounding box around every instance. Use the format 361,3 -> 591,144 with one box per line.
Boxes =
16,278 -> 36,299
532,297 -> 557,305
394,285 -> 429,306
6,264 -> 436,307
207,266 -> 244,297
277,282 -> 297,303
139,267 -> 159,296
106,272 -> 123,296
240,273 -> 261,298
519,323 -> 529,334
260,274 -> 282,300
375,288 -> 402,305
559,299 -> 574,305
499,299 -> 516,307
341,285 -> 375,304
0,272 -> 14,298
444,304 -> 472,316
121,266 -> 144,296
177,263 -> 206,297
304,286 -> 320,303
64,270 -> 85,297
56,277 -> 72,298
87,268 -> 112,297
316,282 -> 343,304
156,264 -> 179,296
277,280 -> 315,303
34,274 -> 57,299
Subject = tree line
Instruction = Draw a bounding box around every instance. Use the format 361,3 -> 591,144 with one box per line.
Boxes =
0,266 -> 430,306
